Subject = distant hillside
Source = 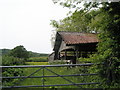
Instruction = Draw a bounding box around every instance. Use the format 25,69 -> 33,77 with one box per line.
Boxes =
0,49 -> 48,57
0,49 -> 11,56
28,51 -> 48,57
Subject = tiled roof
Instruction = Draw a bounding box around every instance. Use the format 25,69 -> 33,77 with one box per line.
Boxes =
58,31 -> 99,45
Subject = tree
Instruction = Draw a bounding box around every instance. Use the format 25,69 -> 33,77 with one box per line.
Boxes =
9,45 -> 29,60
96,2 -> 120,85
50,10 -> 96,33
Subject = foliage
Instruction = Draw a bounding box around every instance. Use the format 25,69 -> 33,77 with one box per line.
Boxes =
2,55 -> 24,86
51,1 -> 102,33
50,9 -> 100,33
2,55 -> 25,66
78,56 -> 120,88
88,2 -> 120,86
9,45 -> 29,60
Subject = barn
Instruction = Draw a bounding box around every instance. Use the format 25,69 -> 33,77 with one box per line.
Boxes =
49,31 -> 99,63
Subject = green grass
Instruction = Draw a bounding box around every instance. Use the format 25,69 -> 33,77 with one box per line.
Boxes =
27,57 -> 48,62
16,62 -> 100,88
26,62 -> 48,65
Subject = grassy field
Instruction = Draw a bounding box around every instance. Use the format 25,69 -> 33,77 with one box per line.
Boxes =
25,62 -> 48,65
27,57 -> 48,62
15,62 -> 100,89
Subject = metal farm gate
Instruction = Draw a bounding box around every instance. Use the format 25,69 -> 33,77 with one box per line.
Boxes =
1,63 -> 100,89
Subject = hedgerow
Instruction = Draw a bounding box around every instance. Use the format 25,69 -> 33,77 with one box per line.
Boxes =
2,55 -> 25,86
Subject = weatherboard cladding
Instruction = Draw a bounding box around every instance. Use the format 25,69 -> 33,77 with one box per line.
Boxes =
58,31 -> 99,45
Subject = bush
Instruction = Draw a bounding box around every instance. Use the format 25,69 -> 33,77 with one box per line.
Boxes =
78,54 -> 120,88
2,55 -> 24,86
2,55 -> 25,66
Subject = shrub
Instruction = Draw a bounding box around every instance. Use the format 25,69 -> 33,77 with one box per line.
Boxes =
2,55 -> 25,66
2,55 -> 24,86
78,53 -> 120,88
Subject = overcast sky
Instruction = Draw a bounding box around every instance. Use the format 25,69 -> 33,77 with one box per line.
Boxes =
0,0 -> 69,53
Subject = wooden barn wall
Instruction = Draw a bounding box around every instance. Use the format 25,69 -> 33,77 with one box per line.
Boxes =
59,40 -> 75,52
